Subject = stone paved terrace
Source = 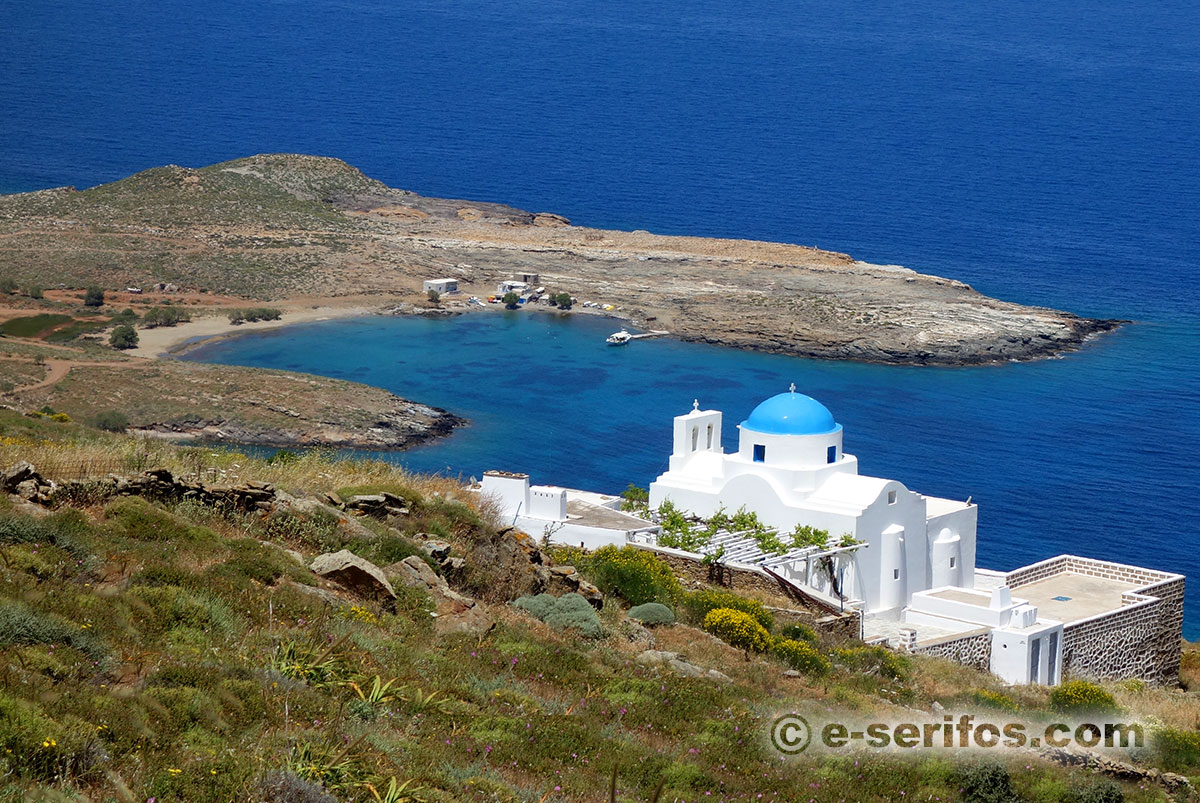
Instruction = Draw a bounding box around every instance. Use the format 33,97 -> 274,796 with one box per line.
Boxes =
862,615 -> 974,647
1010,572 -> 1139,623
565,499 -> 657,531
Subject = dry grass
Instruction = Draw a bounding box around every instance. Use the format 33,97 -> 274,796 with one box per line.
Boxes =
0,414 -> 459,500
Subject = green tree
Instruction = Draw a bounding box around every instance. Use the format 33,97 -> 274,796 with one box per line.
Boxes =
83,286 -> 105,307
502,291 -> 520,309
109,324 -> 138,350
25,286 -> 43,299
0,277 -> 16,294
555,292 -> 573,310
427,288 -> 440,304
91,410 -> 130,432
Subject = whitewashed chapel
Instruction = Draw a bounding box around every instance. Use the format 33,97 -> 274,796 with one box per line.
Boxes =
480,388 -> 1183,686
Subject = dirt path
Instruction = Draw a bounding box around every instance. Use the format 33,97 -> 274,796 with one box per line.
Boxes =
9,358 -> 150,393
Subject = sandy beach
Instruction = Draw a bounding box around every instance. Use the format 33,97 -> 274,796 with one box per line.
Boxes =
129,300 -> 378,358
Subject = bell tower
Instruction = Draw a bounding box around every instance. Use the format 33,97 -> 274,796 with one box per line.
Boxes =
669,400 -> 723,471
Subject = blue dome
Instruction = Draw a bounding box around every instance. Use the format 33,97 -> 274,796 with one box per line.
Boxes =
740,391 -> 838,435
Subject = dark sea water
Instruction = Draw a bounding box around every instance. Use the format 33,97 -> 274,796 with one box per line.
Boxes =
3,1 -> 1198,632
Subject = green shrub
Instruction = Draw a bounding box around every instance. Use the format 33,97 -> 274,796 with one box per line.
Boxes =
543,593 -> 604,638
0,277 -> 15,294
214,539 -> 305,586
109,323 -> 137,349
129,585 -> 240,638
779,622 -> 817,644
1049,679 -> 1118,715
90,409 -> 130,432
355,532 -> 431,569
0,509 -> 92,561
0,693 -> 103,783
1073,782 -> 1125,803
0,598 -> 104,659
585,545 -> 680,606
959,762 -> 1018,803
1150,725 -> 1200,772
702,608 -> 770,654
514,593 -> 604,638
83,286 -> 105,307
104,497 -> 218,544
680,589 -> 773,631
832,645 -> 910,680
970,689 -> 1019,712
25,286 -> 43,299
771,638 -> 830,675
627,602 -> 675,626
513,593 -> 559,621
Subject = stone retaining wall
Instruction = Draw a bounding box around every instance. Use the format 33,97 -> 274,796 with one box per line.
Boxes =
911,628 -> 992,671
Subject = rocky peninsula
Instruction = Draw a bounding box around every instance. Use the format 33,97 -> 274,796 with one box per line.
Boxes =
0,153 -> 1120,367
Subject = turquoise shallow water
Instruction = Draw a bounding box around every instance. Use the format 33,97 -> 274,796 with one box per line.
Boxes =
187,310 -> 1200,636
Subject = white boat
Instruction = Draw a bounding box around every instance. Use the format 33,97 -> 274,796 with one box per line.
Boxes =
606,330 -> 632,346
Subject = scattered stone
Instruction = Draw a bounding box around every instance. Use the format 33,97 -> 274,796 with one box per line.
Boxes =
636,649 -> 731,683
310,550 -> 396,602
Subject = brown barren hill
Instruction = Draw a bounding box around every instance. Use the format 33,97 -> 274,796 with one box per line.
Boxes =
0,153 -> 1120,364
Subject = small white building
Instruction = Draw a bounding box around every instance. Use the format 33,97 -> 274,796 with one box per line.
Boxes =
422,278 -> 458,295
497,280 -> 529,295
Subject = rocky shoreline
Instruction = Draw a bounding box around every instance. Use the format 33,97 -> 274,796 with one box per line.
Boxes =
0,154 -> 1126,368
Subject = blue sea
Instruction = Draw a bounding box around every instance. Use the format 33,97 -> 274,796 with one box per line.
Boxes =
3,1 -> 1198,633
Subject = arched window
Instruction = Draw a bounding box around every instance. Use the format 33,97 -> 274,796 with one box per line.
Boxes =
691,427 -> 698,451
706,424 -> 714,449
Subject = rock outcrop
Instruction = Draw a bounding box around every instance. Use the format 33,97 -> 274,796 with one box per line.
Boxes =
385,556 -> 493,634
310,550 -> 396,602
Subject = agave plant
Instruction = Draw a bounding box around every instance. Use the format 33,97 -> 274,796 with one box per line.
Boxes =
365,776 -> 423,803
347,674 -> 401,705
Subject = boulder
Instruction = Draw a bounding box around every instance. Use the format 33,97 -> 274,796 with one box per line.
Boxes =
310,550 -> 396,602
1,461 -> 37,491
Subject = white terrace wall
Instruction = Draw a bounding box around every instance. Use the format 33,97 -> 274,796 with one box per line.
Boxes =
1006,556 -> 1184,685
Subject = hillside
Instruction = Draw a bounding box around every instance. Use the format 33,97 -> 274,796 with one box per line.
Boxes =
0,154 -> 1120,366
1,414 -> 1198,802
0,337 -> 462,450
